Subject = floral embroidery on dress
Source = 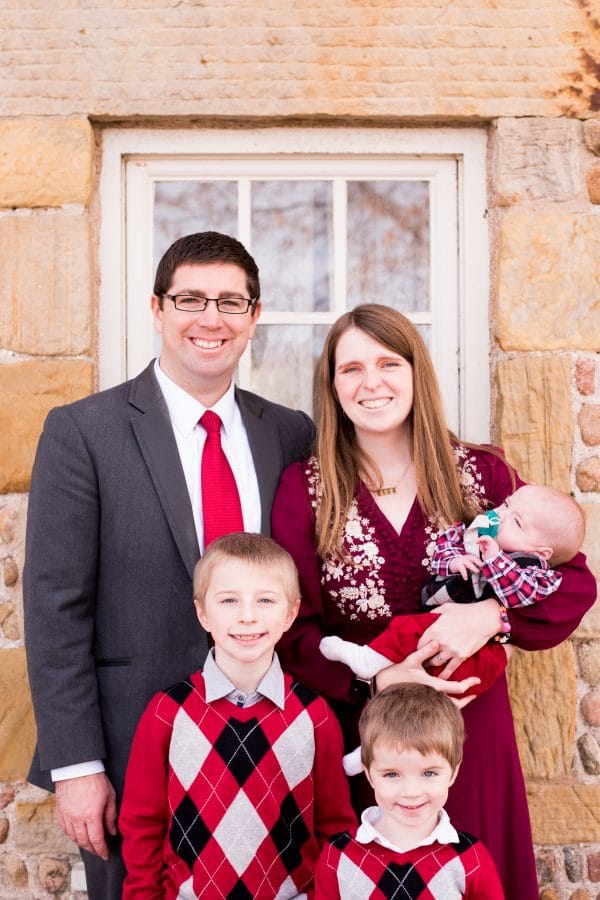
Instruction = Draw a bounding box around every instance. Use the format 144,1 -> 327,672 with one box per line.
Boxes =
304,457 -> 391,622
421,445 -> 489,573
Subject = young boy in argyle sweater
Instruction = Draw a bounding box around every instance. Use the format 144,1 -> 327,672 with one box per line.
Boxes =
120,533 -> 357,899
314,683 -> 504,899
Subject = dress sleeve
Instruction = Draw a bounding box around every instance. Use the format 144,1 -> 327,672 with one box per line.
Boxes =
120,693 -> 171,898
312,702 -> 358,845
476,447 -> 597,650
272,463 -> 357,703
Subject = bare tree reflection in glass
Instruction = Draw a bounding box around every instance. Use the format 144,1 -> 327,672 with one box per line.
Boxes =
153,181 -> 238,271
252,181 -> 333,313
347,181 -> 430,313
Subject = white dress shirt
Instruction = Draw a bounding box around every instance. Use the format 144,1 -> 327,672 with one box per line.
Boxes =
153,360 -> 261,550
356,805 -> 459,852
52,360 -> 261,783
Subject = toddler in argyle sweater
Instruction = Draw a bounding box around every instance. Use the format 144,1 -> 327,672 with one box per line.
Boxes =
120,533 -> 357,899
314,683 -> 504,899
321,484 -> 584,774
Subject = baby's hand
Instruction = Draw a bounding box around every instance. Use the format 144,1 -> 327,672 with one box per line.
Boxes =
477,535 -> 500,560
448,554 -> 482,580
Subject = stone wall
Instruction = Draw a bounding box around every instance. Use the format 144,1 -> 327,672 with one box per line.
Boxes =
493,116 -> 600,899
1,1 -> 599,896
1,0 -> 600,120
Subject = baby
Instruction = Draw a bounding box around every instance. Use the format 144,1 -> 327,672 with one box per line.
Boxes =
321,484 -> 585,774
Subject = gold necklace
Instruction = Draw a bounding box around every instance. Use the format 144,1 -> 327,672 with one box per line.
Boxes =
371,459 -> 413,497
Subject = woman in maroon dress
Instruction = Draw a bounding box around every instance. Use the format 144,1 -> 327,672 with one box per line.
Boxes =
271,304 -> 596,900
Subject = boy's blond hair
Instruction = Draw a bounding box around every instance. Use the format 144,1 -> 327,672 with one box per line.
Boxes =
359,683 -> 464,772
520,485 -> 585,566
193,532 -> 300,610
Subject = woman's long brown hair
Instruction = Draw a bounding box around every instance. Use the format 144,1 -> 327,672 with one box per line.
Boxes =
314,304 -> 483,559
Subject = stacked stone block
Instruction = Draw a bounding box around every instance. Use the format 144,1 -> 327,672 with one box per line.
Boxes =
493,116 -> 600,899
0,119 -> 94,897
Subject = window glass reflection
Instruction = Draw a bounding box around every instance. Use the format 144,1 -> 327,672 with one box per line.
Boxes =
153,181 -> 237,270
347,181 -> 430,313
252,181 -> 333,313
249,324 -> 329,414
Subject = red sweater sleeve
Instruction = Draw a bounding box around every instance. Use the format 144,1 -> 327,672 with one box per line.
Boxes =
119,692 -> 173,899
312,842 -> 342,899
312,700 -> 358,845
272,463 -> 358,703
475,447 -> 597,650
465,840 -> 505,899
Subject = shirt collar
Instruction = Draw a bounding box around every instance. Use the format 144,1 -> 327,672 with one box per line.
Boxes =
153,359 -> 237,437
356,806 -> 459,853
202,649 -> 286,710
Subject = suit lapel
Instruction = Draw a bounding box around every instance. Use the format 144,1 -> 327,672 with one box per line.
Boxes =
129,363 -> 199,578
236,387 -> 282,535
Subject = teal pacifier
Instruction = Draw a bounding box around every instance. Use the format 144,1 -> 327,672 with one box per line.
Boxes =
477,509 -> 500,539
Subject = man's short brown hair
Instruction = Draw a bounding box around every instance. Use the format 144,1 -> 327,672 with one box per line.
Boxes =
359,683 -> 464,772
193,532 -> 300,611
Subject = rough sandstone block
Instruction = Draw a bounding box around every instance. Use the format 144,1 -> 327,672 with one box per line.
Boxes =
496,355 -> 572,489
497,209 -> 600,351
0,360 -> 93,493
528,784 -> 600,843
576,358 -> 596,396
578,457 -> 600,492
494,118 -> 581,204
587,164 -> 600,204
0,212 -> 92,356
15,794 -> 76,855
584,119 -> 600,156
507,644 -> 576,779
2,853 -> 28,889
0,495 -> 27,644
0,118 -> 93,209
0,648 -> 36,781
38,857 -> 70,894
579,404 -> 600,446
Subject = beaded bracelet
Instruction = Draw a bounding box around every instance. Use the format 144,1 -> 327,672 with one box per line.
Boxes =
493,605 -> 511,644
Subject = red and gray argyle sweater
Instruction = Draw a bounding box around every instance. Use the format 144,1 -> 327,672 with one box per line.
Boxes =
120,670 -> 356,899
313,829 -> 505,899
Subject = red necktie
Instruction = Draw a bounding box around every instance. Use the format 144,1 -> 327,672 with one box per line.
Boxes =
200,410 -> 244,547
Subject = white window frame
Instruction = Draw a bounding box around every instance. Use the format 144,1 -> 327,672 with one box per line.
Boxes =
99,127 -> 490,441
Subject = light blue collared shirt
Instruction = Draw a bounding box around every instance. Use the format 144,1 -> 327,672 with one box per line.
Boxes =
202,649 -> 286,710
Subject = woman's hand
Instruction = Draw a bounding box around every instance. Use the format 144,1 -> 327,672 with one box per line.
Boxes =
374,639 -> 480,705
417,599 -> 501,677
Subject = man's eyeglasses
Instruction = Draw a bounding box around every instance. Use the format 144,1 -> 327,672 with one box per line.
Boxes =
163,294 -> 257,315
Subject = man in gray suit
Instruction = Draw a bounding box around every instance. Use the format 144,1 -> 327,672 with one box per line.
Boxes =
24,232 -> 315,899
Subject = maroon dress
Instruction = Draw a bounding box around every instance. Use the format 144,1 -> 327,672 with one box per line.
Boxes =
271,446 -> 596,900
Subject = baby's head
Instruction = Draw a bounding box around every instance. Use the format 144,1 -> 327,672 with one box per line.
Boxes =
493,485 -> 585,567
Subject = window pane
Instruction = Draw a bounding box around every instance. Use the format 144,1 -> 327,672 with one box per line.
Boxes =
346,181 -> 430,313
153,181 -> 238,270
251,181 -> 333,313
249,323 -> 329,415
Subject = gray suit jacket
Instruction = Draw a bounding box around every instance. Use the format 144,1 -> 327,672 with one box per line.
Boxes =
24,362 -> 315,796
